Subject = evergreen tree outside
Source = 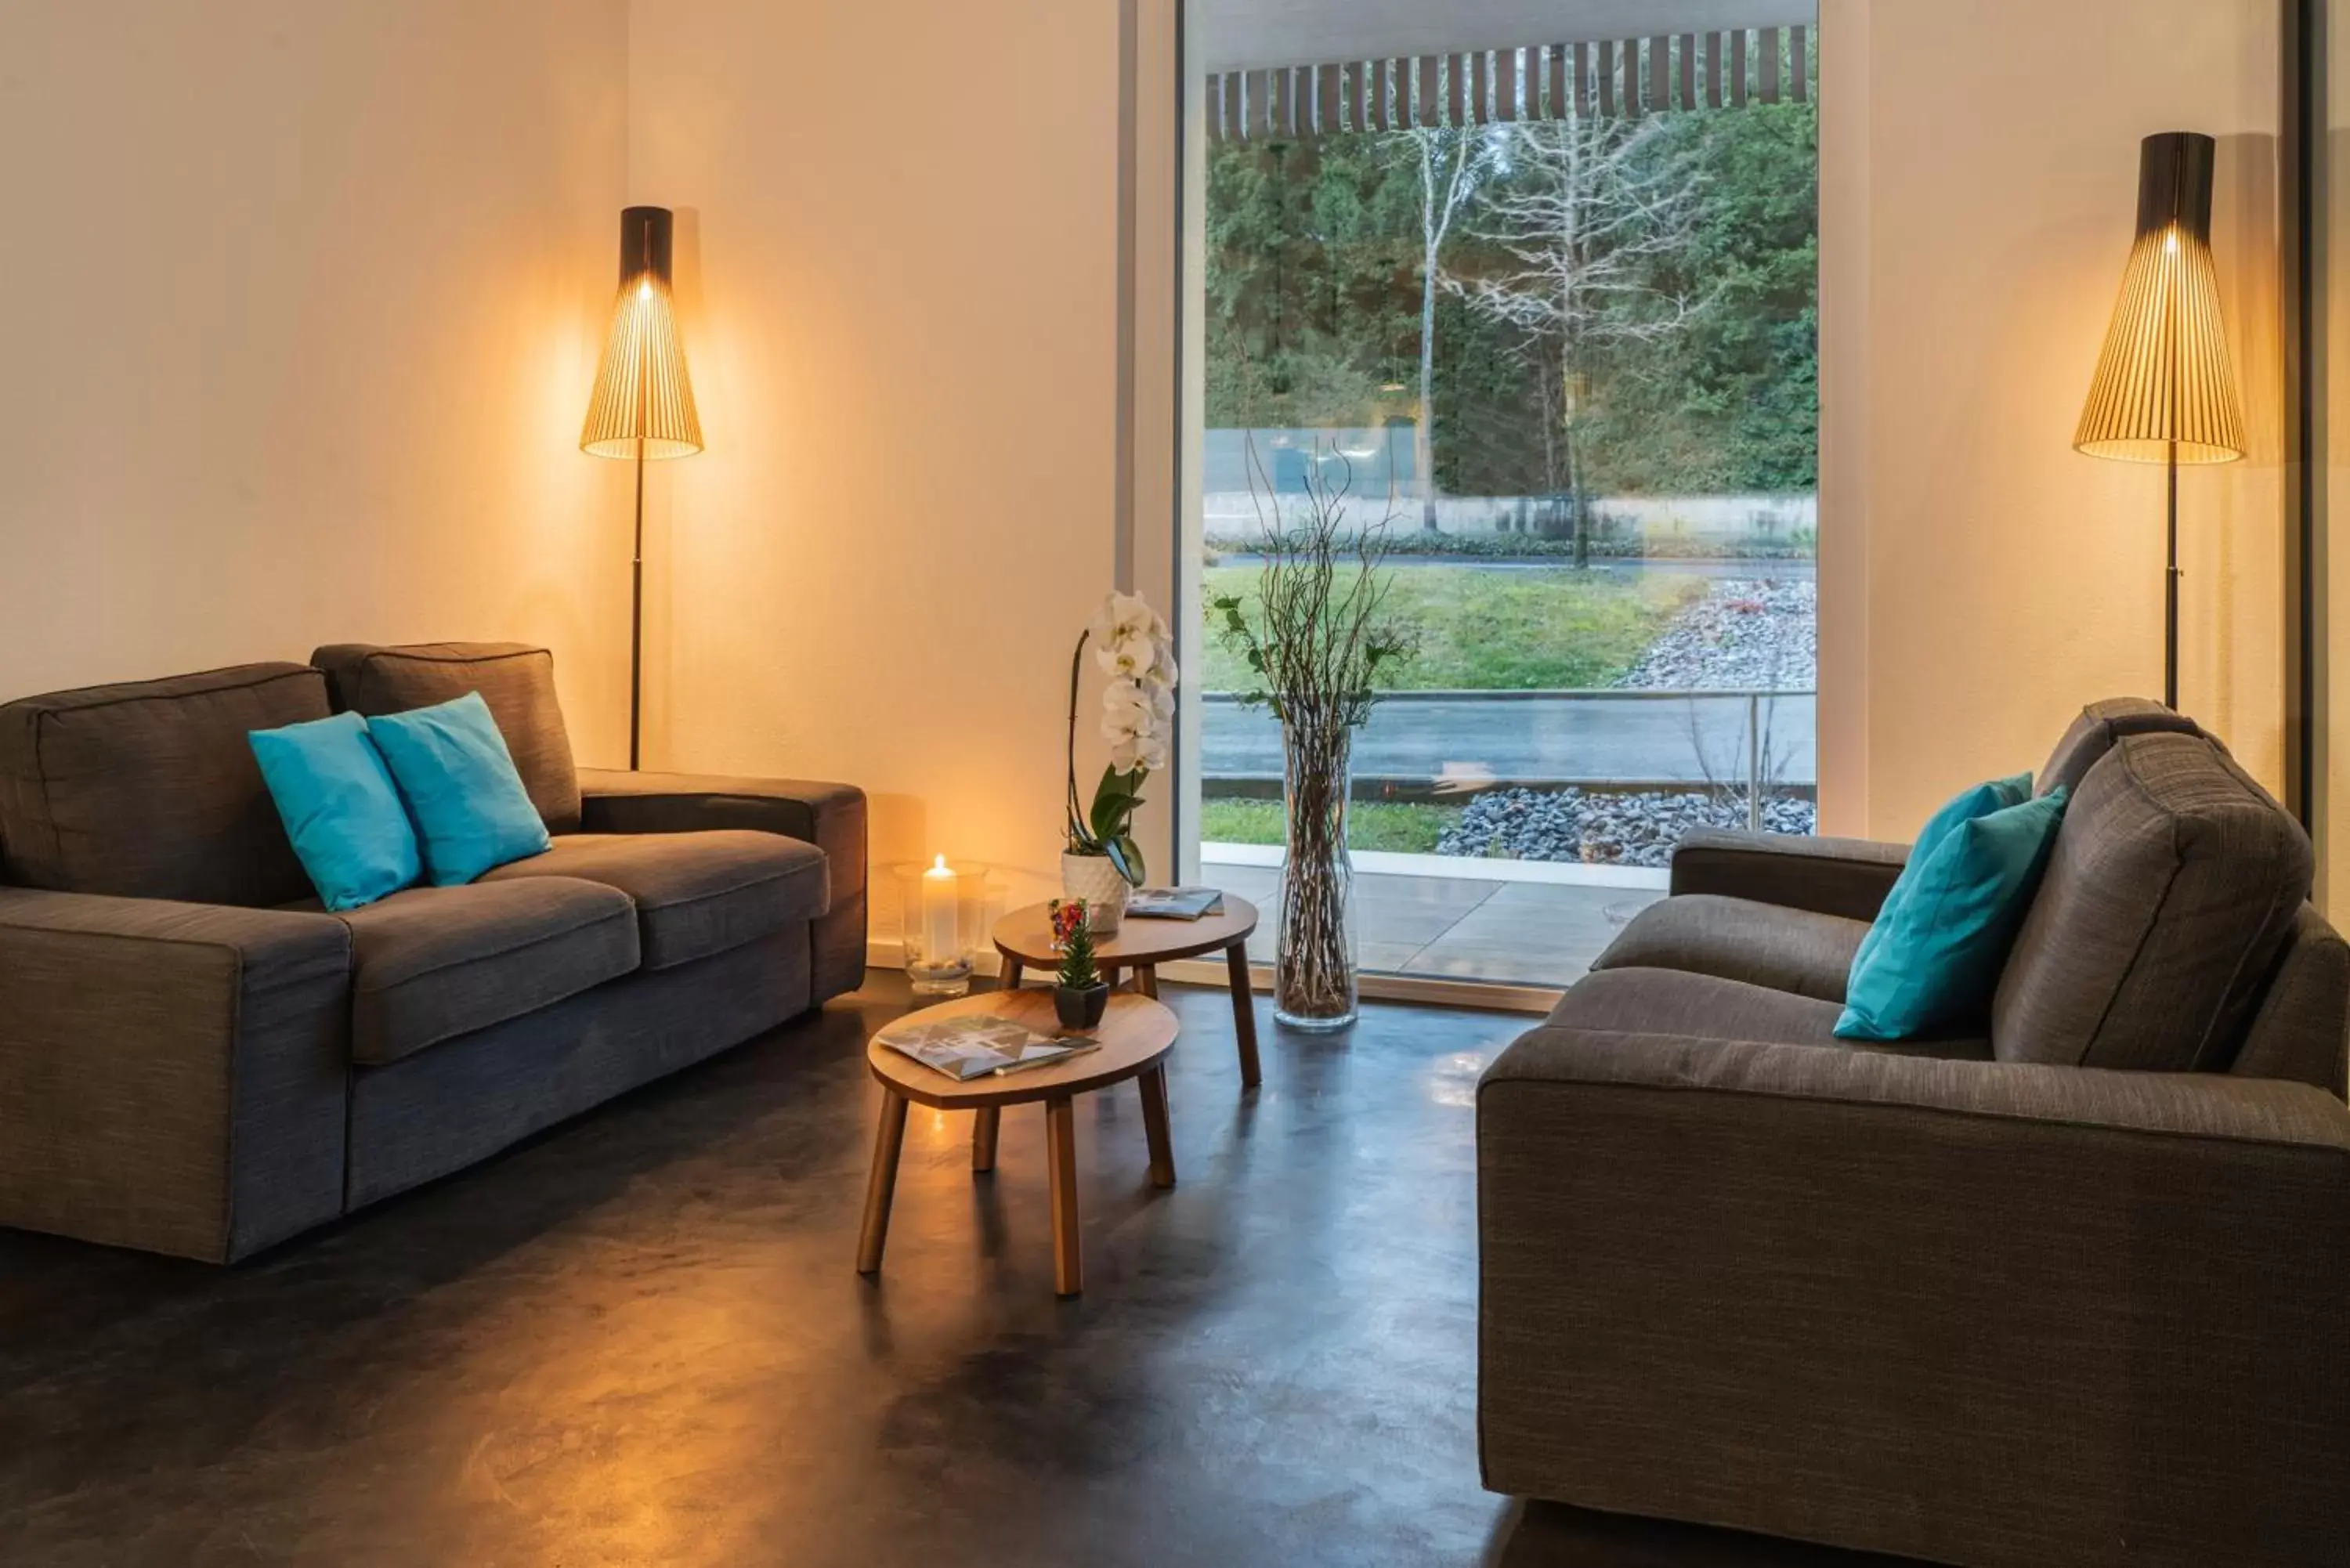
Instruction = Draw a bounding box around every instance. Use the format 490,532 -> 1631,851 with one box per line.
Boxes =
1202,83 -> 1818,508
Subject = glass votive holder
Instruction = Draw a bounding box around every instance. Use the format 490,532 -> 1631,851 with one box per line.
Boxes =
893,858 -> 1002,999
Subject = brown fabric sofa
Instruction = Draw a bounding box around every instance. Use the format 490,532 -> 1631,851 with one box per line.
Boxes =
0,643 -> 866,1263
1478,699 -> 2350,1567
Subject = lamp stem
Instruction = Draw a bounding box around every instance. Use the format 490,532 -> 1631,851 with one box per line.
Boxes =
2165,442 -> 2179,710
629,284 -> 651,772
630,435 -> 645,771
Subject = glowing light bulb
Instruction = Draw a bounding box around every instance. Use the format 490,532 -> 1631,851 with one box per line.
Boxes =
2164,228 -> 2181,255
637,276 -> 654,301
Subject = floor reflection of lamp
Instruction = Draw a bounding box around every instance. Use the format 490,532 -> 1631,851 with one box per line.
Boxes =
2073,133 -> 2245,710
581,206 -> 704,770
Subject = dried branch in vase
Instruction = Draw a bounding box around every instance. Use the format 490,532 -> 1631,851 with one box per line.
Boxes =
1209,439 -> 1418,1027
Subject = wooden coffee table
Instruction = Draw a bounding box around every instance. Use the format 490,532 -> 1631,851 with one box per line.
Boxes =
856,988 -> 1179,1297
992,894 -> 1261,1088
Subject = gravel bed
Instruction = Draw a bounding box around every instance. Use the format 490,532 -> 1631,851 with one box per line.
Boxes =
1437,786 -> 1818,869
1618,578 -> 1817,692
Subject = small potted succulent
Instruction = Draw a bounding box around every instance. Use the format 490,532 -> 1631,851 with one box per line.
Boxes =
1050,899 -> 1110,1031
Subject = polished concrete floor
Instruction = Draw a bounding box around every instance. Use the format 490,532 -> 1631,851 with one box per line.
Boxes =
0,975 -> 1906,1567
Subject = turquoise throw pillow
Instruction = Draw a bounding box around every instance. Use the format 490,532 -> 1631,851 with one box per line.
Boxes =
248,711 -> 421,912
1844,773 -> 2034,983
366,692 -> 551,886
1837,786 -> 2070,1042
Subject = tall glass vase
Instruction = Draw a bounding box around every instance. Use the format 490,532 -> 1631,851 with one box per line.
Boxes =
1274,717 -> 1358,1030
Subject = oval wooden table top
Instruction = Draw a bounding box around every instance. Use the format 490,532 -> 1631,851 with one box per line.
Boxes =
991,895 -> 1260,968
865,989 -> 1179,1111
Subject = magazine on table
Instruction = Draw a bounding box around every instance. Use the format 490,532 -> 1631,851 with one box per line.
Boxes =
1126,886 -> 1226,920
876,1014 -> 1097,1082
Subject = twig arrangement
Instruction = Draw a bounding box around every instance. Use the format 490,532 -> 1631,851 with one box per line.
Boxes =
1211,439 -> 1416,1026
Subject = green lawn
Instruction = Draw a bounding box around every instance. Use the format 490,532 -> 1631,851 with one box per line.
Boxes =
1198,797 -> 1458,854
1197,565 -> 1706,692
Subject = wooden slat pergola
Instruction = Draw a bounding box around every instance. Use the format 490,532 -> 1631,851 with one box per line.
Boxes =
1206,27 -> 1811,143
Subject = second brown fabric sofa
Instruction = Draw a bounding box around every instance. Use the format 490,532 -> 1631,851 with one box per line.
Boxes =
1478,699 -> 2350,1567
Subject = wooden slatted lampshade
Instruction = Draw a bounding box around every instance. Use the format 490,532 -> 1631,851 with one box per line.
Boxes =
2072,133 -> 2245,709
581,207 -> 703,459
2074,135 -> 2245,465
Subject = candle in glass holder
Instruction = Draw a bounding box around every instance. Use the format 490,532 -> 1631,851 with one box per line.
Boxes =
920,854 -> 958,963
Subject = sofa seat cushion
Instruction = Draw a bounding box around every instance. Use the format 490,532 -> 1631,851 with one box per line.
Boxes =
317,879 -> 640,1066
479,831 -> 827,970
1593,894 -> 1868,1003
1549,967 -> 1992,1060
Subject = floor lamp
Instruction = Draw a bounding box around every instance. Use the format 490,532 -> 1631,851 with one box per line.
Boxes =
2073,132 -> 2245,710
582,206 -> 703,770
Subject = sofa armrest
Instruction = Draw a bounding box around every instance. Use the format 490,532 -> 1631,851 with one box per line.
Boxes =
1667,827 -> 1908,921
1477,1026 -> 2350,1564
0,888 -> 352,1262
577,768 -> 868,1003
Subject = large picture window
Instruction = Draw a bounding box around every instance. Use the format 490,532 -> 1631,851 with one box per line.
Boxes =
1185,10 -> 1820,986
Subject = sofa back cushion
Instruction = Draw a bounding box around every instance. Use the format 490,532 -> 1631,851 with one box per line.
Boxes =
0,663 -> 331,905
2034,697 -> 2204,797
1994,732 -> 2312,1071
2229,904 -> 2350,1097
311,642 -> 580,833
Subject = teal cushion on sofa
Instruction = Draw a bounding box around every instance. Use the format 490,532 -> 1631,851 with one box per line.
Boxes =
1844,773 -> 2034,984
248,710 -> 421,912
366,692 -> 552,886
1837,786 -> 2070,1041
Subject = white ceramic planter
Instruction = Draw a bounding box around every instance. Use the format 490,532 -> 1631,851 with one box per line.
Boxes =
1059,851 -> 1132,936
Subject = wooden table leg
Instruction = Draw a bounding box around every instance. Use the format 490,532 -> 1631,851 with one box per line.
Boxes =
855,1089 -> 909,1275
1000,955 -> 1023,992
1225,940 -> 1263,1088
971,1107 -> 1000,1172
1139,1064 -> 1175,1189
1046,1096 -> 1082,1296
1136,963 -> 1159,999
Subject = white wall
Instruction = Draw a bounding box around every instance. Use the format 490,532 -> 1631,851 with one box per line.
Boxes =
0,2 -> 638,761
2,0 -> 2304,932
1819,0 -> 2284,840
627,1 -> 1125,922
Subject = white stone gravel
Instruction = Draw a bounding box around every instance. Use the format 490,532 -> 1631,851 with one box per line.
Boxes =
1432,574 -> 1823,866
1617,578 -> 1817,692
1437,787 -> 1817,869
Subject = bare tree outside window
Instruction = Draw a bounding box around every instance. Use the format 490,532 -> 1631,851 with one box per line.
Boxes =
1448,110 -> 1712,566
1405,113 -> 1498,532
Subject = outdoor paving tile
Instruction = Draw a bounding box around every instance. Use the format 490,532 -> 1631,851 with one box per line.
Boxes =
1199,862 -> 1499,914
1437,881 -> 1658,952
1354,871 -> 1505,911
1240,919 -> 1466,965
1403,946 -> 1591,986
1206,858 -> 1648,986
1358,941 -> 1428,973
1206,865 -> 1280,901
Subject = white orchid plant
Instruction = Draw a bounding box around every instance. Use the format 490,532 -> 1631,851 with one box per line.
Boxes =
1065,591 -> 1178,886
